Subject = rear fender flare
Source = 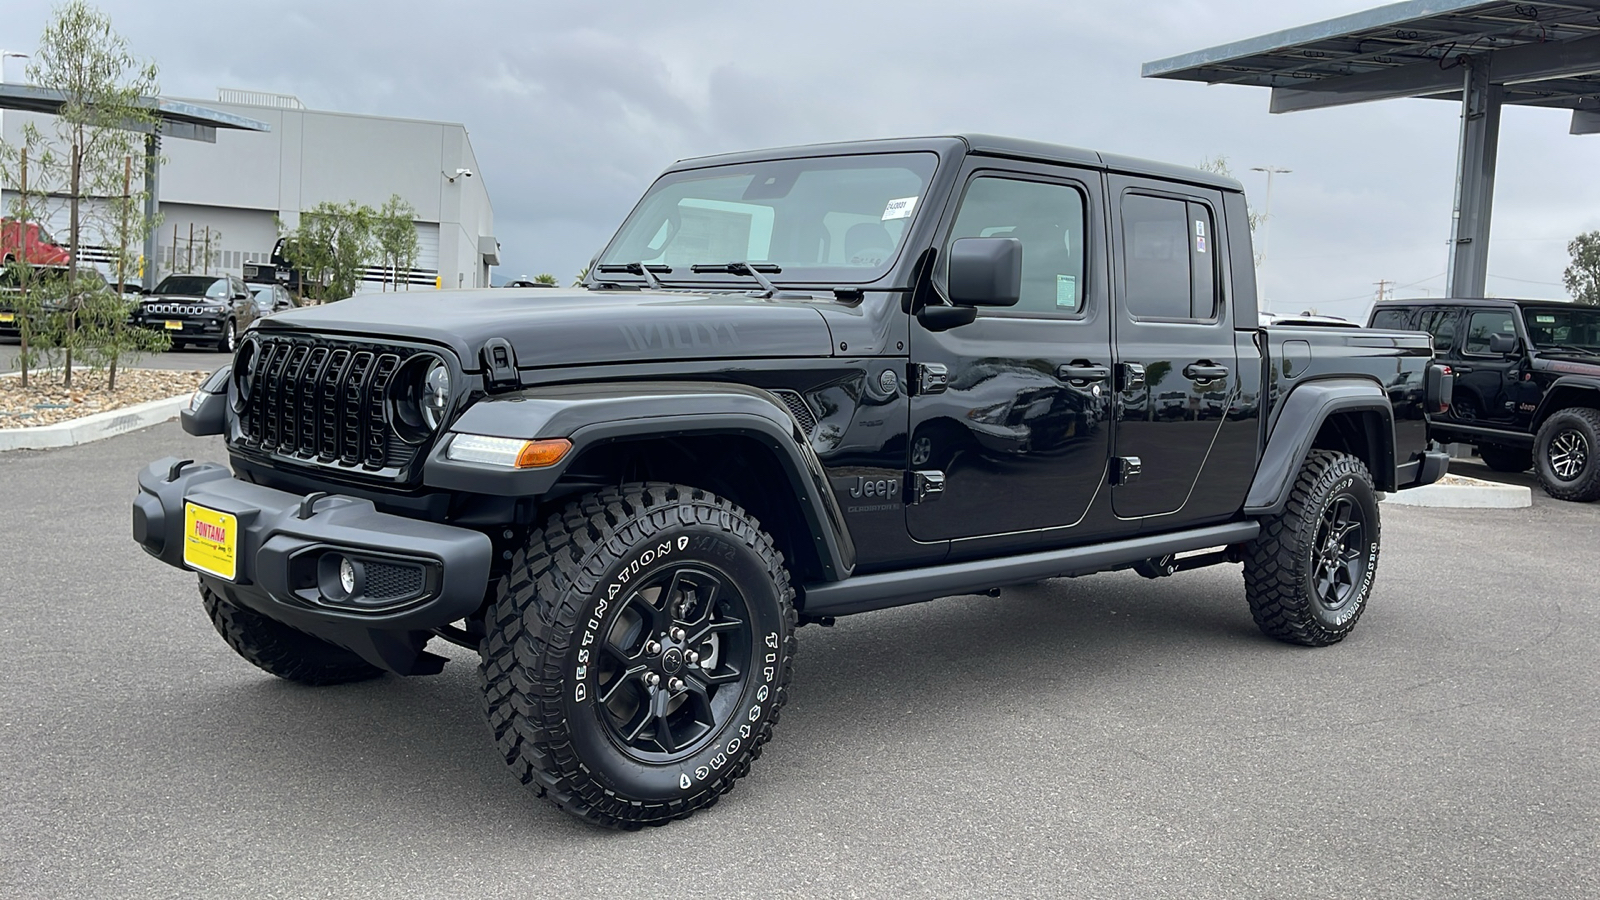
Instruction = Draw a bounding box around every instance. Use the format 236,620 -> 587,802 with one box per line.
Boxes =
1246,377 -> 1394,516
423,381 -> 856,580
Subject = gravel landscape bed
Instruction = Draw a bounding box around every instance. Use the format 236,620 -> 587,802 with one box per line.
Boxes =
0,368 -> 208,428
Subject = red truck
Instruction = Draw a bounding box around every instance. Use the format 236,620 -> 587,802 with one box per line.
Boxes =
1,219 -> 71,268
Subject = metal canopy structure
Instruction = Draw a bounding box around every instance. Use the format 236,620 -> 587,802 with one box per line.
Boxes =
1143,0 -> 1600,299
0,82 -> 270,287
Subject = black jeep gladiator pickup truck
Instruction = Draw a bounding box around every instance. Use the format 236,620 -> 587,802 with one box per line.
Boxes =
1369,297 -> 1600,501
134,135 -> 1451,828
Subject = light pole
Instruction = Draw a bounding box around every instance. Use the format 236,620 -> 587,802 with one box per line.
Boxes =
0,50 -> 28,82
1250,165 -> 1291,314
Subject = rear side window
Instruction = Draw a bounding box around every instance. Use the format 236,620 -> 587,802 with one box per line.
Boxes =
1463,310 -> 1517,355
1417,309 -> 1458,353
1122,194 -> 1217,320
1370,308 -> 1413,330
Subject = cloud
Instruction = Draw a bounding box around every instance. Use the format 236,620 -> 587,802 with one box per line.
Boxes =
7,0 -> 1595,303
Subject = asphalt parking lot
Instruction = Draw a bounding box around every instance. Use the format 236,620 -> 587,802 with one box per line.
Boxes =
2,425 -> 1597,899
0,339 -> 224,375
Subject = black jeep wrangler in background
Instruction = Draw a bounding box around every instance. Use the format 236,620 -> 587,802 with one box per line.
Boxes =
136,135 -> 1451,828
1369,297 -> 1600,501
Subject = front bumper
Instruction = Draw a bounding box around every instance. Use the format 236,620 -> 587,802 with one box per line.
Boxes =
133,457 -> 493,674
133,311 -> 224,340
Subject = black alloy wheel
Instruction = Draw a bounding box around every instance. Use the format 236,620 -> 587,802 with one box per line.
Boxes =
1311,493 -> 1368,613
593,563 -> 754,762
1534,408 -> 1600,502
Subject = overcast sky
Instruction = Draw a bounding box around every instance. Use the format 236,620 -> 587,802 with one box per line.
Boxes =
5,0 -> 1596,317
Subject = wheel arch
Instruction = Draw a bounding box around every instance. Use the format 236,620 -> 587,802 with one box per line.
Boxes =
422,381 -> 856,582
1245,377 -> 1395,516
1532,378 -> 1600,429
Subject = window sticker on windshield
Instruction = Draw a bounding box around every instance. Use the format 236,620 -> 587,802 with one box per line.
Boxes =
1536,314 -> 1556,323
1056,274 -> 1078,309
882,196 -> 918,221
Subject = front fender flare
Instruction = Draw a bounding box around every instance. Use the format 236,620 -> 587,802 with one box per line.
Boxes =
423,381 -> 855,580
1531,374 -> 1600,426
1245,377 -> 1394,516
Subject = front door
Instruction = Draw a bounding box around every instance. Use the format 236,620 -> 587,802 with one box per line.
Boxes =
1108,178 -> 1243,522
907,163 -> 1114,543
1455,307 -> 1525,425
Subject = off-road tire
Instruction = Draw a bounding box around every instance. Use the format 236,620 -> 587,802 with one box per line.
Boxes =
1243,450 -> 1380,647
200,581 -> 384,684
1534,408 -> 1600,502
1477,444 -> 1532,473
479,483 -> 797,829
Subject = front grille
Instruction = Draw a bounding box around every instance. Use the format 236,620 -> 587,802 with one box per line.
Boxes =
236,334 -> 427,477
143,302 -> 211,316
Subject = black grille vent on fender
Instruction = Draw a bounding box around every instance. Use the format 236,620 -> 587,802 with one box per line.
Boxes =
770,389 -> 818,438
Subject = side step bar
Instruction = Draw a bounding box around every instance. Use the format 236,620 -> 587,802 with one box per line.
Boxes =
800,521 -> 1260,618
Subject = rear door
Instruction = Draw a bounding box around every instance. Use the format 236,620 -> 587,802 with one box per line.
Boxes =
906,160 -> 1114,544
1455,306 -> 1523,424
1108,177 -> 1246,523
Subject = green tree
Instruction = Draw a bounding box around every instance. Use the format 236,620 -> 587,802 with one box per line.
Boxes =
26,0 -> 160,388
0,139 -> 62,387
572,265 -> 589,287
372,194 -> 419,291
282,201 -> 375,302
534,273 -> 557,285
1563,231 -> 1600,305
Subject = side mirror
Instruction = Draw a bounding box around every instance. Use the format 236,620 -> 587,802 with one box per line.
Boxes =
1488,332 -> 1519,355
947,237 -> 1022,307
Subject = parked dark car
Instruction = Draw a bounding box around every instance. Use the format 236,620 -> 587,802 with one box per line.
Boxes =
132,273 -> 257,352
1369,297 -> 1600,501
138,134 -> 1452,830
0,266 -> 122,339
248,282 -> 299,318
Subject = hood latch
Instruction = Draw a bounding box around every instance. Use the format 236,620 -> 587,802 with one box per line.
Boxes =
480,337 -> 519,391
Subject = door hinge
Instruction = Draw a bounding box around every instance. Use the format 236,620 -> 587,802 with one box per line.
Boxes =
1117,362 -> 1146,392
909,362 -> 949,396
907,470 -> 946,504
1112,456 -> 1142,485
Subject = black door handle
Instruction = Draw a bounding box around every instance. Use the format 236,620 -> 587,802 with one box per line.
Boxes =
1057,363 -> 1110,382
1184,363 -> 1230,382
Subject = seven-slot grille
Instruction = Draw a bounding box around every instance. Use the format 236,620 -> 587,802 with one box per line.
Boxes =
143,302 -> 211,316
237,335 -> 418,474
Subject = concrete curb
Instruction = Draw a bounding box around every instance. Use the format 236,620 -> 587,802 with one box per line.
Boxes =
0,393 -> 189,451
1382,478 -> 1532,509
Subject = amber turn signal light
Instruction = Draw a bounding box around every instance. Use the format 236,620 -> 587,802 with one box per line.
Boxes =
515,438 -> 573,469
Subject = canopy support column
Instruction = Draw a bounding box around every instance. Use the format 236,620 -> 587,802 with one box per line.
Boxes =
1446,55 -> 1502,300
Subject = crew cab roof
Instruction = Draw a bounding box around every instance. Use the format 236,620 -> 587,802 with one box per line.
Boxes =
1371,296 -> 1579,311
667,134 -> 1242,193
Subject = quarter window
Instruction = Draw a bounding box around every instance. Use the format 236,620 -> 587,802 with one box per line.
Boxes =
945,176 -> 1087,316
1370,308 -> 1413,330
1122,194 -> 1217,320
1417,309 -> 1457,353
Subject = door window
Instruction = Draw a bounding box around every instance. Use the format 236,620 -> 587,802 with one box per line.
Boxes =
1121,194 -> 1218,320
1463,310 -> 1517,355
945,176 -> 1087,316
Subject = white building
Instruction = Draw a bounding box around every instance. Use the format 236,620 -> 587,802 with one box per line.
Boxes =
1,88 -> 498,291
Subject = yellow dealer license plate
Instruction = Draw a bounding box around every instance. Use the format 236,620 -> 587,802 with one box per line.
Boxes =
164,320 -> 183,330
183,502 -> 237,581
0,312 -> 14,323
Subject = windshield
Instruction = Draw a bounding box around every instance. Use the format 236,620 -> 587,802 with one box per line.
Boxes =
1523,307 -> 1600,352
599,152 -> 939,285
155,275 -> 228,299
34,225 -> 58,246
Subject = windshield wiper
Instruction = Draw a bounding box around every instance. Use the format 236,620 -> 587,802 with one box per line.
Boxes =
689,262 -> 784,298
595,262 -> 672,289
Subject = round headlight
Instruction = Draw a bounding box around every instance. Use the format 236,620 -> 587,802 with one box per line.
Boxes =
232,337 -> 258,410
421,360 -> 451,430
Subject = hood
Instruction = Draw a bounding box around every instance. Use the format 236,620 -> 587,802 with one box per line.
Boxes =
1535,351 -> 1600,374
142,293 -> 220,306
257,288 -> 837,371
